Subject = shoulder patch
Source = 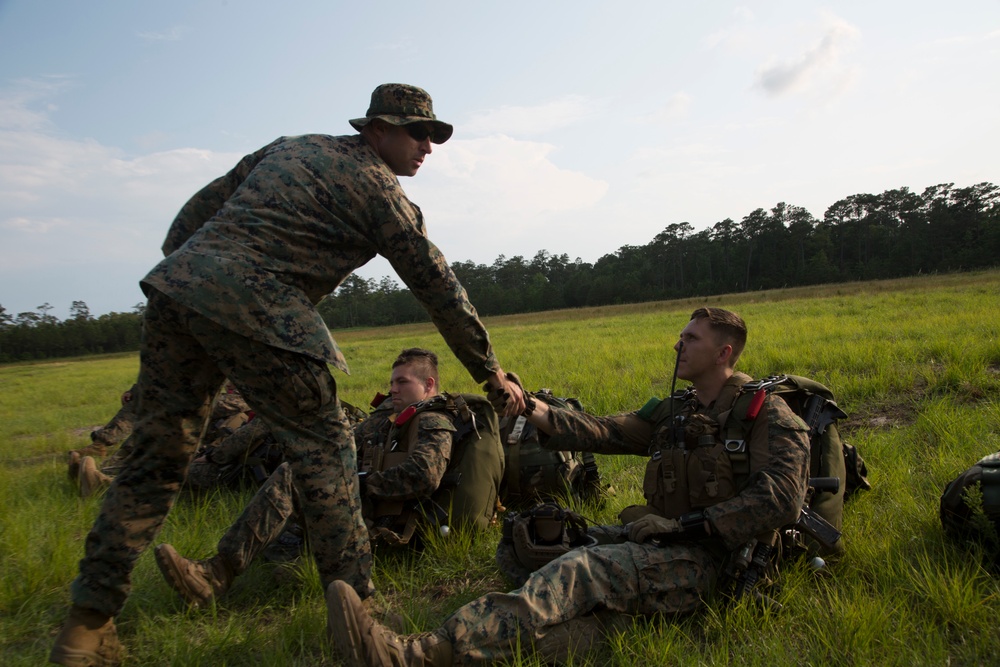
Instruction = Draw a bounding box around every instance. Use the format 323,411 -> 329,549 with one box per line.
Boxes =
415,410 -> 458,432
636,397 -> 662,421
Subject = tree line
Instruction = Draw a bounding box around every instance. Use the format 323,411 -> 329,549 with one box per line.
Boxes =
319,181 -> 1000,322
3,181 -> 998,362
0,302 -> 144,362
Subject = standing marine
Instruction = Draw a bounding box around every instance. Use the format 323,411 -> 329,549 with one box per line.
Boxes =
50,83 -> 525,667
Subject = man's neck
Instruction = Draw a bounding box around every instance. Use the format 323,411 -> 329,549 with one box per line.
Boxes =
692,370 -> 734,407
391,391 -> 441,417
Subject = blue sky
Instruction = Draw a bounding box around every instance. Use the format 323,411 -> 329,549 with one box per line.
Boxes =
1,1 -> 998,319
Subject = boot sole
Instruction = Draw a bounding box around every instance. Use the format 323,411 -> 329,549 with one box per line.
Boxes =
326,581 -> 366,667
49,644 -> 121,667
67,452 -> 81,481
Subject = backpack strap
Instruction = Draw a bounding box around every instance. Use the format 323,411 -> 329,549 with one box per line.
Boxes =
715,372 -> 757,478
449,393 -> 482,445
504,414 -> 528,500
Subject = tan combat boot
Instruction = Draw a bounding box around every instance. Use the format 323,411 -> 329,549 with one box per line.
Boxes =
49,605 -> 122,667
67,451 -> 82,481
326,580 -> 453,667
154,543 -> 232,608
74,441 -> 110,458
78,456 -> 112,499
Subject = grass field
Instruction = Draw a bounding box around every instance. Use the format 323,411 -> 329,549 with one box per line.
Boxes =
3,270 -> 1000,665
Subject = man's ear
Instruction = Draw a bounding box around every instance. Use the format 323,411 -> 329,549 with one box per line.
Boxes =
425,376 -> 437,394
361,119 -> 385,142
371,118 -> 391,138
716,344 -> 733,367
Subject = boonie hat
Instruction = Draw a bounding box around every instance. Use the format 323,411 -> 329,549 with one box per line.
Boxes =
350,83 -> 453,144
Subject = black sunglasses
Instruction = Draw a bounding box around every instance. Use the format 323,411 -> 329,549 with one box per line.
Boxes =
405,124 -> 435,142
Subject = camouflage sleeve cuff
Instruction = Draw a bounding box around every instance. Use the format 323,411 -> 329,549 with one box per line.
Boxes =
469,352 -> 501,384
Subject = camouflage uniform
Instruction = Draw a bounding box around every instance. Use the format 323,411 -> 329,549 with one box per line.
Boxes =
435,372 -> 810,663
69,93 -> 501,619
184,417 -> 274,491
359,399 -> 456,507
97,385 -> 251,480
195,397 -> 500,581
188,398 -> 370,493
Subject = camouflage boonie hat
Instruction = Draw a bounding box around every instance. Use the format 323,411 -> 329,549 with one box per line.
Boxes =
350,83 -> 453,144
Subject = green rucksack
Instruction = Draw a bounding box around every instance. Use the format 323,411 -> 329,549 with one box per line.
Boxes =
725,374 -> 870,556
497,389 -> 604,508
940,452 -> 1000,548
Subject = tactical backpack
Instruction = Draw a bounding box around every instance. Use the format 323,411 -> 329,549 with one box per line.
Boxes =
724,374 -> 869,555
361,392 -> 504,546
940,451 -> 1000,548
498,389 -> 604,508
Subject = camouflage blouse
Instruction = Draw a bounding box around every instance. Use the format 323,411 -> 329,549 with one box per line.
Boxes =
142,134 -> 499,381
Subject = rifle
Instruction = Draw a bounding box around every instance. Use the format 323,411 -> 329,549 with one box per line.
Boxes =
730,532 -> 782,611
789,477 -> 843,553
729,477 -> 843,608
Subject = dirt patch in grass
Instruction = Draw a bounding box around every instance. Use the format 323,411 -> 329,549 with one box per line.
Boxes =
843,400 -> 920,433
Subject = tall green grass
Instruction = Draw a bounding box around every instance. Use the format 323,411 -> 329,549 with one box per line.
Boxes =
2,270 -> 1000,665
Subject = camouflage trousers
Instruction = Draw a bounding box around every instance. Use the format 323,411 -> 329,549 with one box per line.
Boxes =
70,290 -> 371,616
185,418 -> 276,493
443,537 -> 718,664
215,461 -> 299,573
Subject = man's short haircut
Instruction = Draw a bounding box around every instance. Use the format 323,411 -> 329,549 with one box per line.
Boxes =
392,347 -> 440,383
689,307 -> 747,365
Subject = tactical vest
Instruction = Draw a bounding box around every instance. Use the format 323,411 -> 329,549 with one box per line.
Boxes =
627,372 -> 859,557
359,393 -> 504,545
626,372 -> 768,522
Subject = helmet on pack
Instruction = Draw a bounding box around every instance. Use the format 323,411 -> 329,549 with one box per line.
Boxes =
496,502 -> 597,586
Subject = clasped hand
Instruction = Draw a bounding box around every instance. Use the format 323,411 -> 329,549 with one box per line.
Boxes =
626,514 -> 682,544
484,371 -> 526,417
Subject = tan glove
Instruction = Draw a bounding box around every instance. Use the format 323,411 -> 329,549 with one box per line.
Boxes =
484,372 -> 525,413
627,514 -> 682,544
485,384 -> 510,413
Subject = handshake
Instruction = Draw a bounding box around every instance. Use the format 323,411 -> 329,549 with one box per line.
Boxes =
483,370 -> 533,418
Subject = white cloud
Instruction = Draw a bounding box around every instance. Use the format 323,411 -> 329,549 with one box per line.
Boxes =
2,216 -> 70,233
703,5 -> 755,50
929,27 -> 1000,47
401,135 -> 608,262
427,136 -> 606,214
638,92 -> 693,125
460,95 -> 605,137
753,14 -> 860,97
0,76 -> 74,131
0,130 -> 240,315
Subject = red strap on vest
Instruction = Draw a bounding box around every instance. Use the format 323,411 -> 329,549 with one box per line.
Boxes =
370,392 -> 388,408
745,389 -> 767,420
395,404 -> 417,426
